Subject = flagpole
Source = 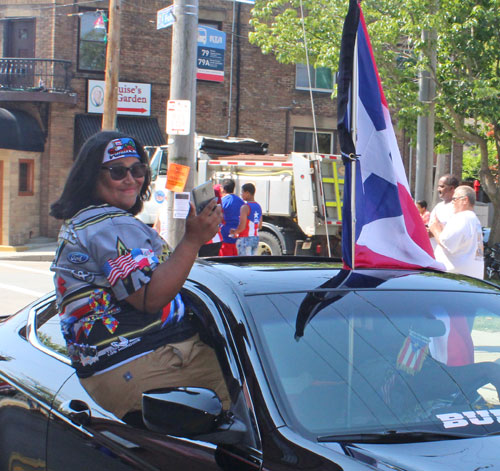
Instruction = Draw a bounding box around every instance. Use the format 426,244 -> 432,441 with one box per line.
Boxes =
347,27 -> 359,429
350,33 -> 359,269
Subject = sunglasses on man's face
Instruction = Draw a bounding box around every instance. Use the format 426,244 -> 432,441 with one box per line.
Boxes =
101,163 -> 148,181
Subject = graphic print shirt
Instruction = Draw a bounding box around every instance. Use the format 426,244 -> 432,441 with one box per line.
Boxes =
239,201 -> 262,238
51,204 -> 195,378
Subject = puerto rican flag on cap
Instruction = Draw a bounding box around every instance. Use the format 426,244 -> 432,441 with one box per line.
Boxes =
337,0 -> 445,271
103,137 -> 141,164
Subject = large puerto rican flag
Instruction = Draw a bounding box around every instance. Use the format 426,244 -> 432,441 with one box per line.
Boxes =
337,0 -> 444,271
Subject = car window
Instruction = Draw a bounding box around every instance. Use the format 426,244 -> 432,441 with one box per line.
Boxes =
181,286 -> 261,449
247,289 -> 500,439
35,299 -> 68,357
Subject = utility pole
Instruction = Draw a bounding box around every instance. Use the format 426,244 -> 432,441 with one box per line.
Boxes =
414,4 -> 438,205
102,0 -> 121,130
165,0 -> 199,249
414,31 -> 435,203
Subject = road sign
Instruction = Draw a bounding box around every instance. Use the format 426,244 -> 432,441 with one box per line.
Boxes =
157,5 -> 175,30
87,80 -> 151,116
166,100 -> 191,135
197,26 -> 226,82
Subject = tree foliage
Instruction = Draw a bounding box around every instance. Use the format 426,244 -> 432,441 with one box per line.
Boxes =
250,0 -> 500,240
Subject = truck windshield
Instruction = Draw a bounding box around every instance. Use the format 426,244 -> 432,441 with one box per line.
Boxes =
149,148 -> 167,181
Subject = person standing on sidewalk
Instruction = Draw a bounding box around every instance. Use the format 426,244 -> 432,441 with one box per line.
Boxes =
230,183 -> 263,256
430,185 -> 484,279
219,178 -> 244,256
429,174 -> 459,248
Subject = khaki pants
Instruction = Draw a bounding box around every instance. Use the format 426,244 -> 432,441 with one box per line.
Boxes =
80,334 -> 230,419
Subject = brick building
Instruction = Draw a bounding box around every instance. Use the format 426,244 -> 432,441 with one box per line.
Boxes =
0,0 -> 443,246
0,0 -> 343,245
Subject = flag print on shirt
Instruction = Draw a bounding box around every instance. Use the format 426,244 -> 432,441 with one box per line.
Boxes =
160,293 -> 185,326
103,248 -> 159,286
337,0 -> 445,271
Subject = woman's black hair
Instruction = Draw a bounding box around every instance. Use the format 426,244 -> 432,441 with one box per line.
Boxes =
50,131 -> 151,220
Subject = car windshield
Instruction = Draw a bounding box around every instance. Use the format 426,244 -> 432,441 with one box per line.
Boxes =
247,281 -> 500,439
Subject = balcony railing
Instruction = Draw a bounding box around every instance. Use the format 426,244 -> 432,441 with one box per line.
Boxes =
0,58 -> 72,93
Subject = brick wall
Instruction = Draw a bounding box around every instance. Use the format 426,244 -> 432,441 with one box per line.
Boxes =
0,149 -> 41,246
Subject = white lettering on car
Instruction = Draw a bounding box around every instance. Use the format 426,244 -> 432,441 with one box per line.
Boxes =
436,409 -> 500,428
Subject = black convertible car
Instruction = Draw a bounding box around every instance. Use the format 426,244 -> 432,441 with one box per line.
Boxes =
1,257 -> 500,470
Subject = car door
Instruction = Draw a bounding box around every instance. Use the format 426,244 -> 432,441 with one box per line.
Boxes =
0,295 -> 75,471
46,286 -> 262,471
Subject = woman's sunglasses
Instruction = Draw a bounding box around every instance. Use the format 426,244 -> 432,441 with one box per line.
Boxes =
101,163 -> 148,181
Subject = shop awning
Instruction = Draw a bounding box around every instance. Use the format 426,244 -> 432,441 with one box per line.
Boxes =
74,114 -> 166,156
0,108 -> 45,151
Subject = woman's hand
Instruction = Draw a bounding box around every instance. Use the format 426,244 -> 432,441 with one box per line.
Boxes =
185,199 -> 222,246
127,199 -> 222,314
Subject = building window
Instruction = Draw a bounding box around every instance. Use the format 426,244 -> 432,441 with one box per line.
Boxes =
19,160 -> 34,196
296,64 -> 334,92
294,130 -> 334,154
78,10 -> 108,72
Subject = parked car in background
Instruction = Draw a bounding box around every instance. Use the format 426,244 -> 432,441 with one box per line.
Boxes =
2,257 -> 500,470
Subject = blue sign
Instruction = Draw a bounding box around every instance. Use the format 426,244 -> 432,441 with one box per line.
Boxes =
157,5 -> 175,30
197,26 -> 226,82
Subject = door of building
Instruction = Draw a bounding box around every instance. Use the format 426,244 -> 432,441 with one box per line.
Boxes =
6,19 -> 35,57
5,19 -> 36,89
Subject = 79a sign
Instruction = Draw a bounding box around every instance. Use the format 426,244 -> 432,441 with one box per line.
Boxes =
197,25 -> 226,82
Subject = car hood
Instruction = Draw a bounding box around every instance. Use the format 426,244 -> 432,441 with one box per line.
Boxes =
321,436 -> 500,470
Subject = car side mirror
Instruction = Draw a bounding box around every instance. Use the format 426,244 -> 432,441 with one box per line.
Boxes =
142,387 -> 247,445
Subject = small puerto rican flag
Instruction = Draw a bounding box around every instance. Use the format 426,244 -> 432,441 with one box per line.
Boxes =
396,329 -> 430,375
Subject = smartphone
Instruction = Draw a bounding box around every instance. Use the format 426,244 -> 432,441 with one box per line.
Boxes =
191,181 -> 216,214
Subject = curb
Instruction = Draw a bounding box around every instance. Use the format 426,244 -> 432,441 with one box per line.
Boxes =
0,253 -> 55,262
0,245 -> 29,252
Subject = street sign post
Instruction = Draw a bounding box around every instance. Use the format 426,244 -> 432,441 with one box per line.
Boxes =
157,5 -> 175,30
166,100 -> 191,135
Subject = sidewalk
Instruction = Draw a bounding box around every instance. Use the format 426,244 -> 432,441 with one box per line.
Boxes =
0,237 -> 57,262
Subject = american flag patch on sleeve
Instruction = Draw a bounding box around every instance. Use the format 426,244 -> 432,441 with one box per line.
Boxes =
103,249 -> 159,286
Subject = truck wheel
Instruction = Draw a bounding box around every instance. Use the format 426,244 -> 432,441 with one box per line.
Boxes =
258,232 -> 282,256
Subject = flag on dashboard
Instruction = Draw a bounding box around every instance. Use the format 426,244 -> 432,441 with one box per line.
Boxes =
337,0 -> 444,271
396,329 -> 430,375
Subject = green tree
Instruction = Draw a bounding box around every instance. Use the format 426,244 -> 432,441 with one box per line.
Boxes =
250,0 -> 500,242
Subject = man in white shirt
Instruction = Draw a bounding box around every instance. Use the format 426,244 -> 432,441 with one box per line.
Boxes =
430,185 -> 484,279
430,175 -> 459,225
428,175 -> 459,251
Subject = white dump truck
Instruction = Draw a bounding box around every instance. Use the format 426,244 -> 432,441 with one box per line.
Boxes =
139,137 -> 345,256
